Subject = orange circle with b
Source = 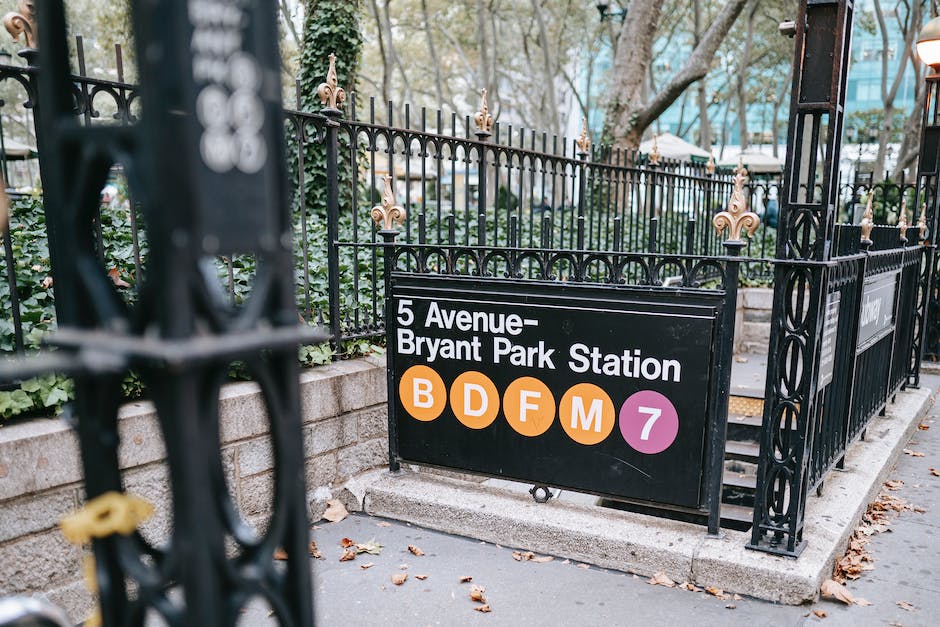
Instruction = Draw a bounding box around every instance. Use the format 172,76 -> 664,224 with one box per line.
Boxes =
399,365 -> 446,421
560,383 -> 615,445
503,377 -> 555,437
450,371 -> 500,429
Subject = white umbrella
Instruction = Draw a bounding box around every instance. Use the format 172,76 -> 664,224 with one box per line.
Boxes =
638,132 -> 712,162
718,150 -> 783,175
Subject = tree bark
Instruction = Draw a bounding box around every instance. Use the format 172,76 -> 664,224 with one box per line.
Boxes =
606,0 -> 749,149
421,0 -> 444,110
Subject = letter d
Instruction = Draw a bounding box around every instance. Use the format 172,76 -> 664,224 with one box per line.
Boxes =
464,383 -> 488,417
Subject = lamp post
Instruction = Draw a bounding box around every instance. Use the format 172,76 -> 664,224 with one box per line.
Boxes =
595,2 -> 627,22
909,15 -> 940,380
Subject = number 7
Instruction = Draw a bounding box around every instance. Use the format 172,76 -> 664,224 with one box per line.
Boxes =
638,406 -> 661,441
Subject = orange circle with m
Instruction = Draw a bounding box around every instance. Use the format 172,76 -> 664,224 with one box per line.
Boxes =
560,383 -> 615,445
503,377 -> 555,437
399,365 -> 446,421
450,371 -> 500,429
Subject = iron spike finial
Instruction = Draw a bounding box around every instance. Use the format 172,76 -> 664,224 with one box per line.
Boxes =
898,199 -> 909,242
317,53 -> 346,111
371,175 -> 406,233
576,116 -> 592,157
918,202 -> 928,241
649,134 -> 661,166
706,152 -> 716,175
712,159 -> 759,243
474,88 -> 494,135
2,0 -> 36,49
860,193 -> 875,243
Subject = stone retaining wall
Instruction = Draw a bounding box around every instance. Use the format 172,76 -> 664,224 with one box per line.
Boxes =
734,287 -> 773,353
0,356 -> 389,622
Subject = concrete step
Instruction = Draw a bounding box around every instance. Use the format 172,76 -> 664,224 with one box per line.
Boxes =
725,440 -> 760,463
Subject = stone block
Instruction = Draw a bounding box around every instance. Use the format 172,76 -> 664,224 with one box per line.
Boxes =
120,463 -> 173,549
239,471 -> 274,518
0,487 -> 79,543
235,437 -> 274,478
117,405 -> 166,469
44,579 -> 96,625
303,415 -> 358,457
218,380 -> 267,443
356,406 -> 388,441
0,530 -> 83,594
304,452 -> 338,489
337,439 -> 388,479
742,287 -> 774,310
0,418 -> 82,502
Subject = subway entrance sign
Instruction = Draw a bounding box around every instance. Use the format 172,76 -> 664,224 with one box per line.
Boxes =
388,276 -> 725,508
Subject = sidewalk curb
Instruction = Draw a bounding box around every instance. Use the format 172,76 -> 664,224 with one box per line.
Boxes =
361,385 -> 934,605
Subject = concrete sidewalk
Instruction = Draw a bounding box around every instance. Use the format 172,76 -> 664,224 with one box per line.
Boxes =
242,377 -> 940,626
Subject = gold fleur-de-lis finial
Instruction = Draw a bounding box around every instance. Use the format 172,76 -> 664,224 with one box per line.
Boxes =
649,134 -> 661,166
706,153 -> 716,175
860,193 -> 875,243
371,175 -> 406,232
918,202 -> 928,241
474,88 -> 494,135
576,116 -> 591,156
3,0 -> 37,49
317,53 -> 347,111
898,199 -> 909,242
713,158 -> 759,243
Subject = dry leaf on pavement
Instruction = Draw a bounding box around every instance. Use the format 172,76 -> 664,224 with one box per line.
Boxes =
339,548 -> 356,562
648,572 -> 676,588
408,545 -> 425,556
679,582 -> 702,592
930,468 -> 940,477
459,576 -> 473,583
884,480 -> 905,491
355,539 -> 383,555
577,564 -> 590,570
820,579 -> 854,605
376,521 -> 392,527
416,574 -> 428,580
854,597 -> 872,606
706,586 -> 730,600
725,604 -> 736,610
340,538 -> 355,548
813,609 -> 828,618
308,542 -> 322,559
902,449 -> 925,457
273,548 -> 288,561
917,421 -> 930,430
470,586 -> 487,603
512,551 -> 535,561
360,562 -> 374,570
322,499 -> 349,523
391,573 -> 407,585
896,600 -> 916,612
531,555 -> 554,563
474,605 -> 492,613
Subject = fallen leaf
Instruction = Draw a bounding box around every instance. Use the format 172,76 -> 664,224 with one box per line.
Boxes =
930,468 -> 940,477
470,587 -> 486,603
474,605 -> 491,613
735,356 -> 748,363
725,604 -> 736,610
531,555 -> 554,563
896,600 -> 916,612
820,579 -> 854,605
854,598 -> 872,607
884,480 -> 905,491
391,573 -> 407,585
308,541 -> 322,559
648,572 -> 676,588
108,267 -> 131,288
705,586 -> 730,600
360,562 -> 374,570
376,521 -> 392,527
902,449 -> 925,457
512,551 -> 536,561
813,609 -> 828,618
415,574 -> 428,580
459,576 -> 473,583
322,499 -> 349,523
273,548 -> 288,561
355,539 -> 383,555
408,545 -> 425,556
917,421 -> 930,430
577,564 -> 590,570
340,538 -> 355,548
339,548 -> 356,562
679,582 -> 703,592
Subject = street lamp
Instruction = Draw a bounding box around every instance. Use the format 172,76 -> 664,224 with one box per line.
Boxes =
595,2 -> 627,22
916,17 -> 940,73
915,15 -> 940,241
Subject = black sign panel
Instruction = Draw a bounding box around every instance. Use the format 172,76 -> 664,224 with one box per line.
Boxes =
390,276 -> 722,509
818,291 -> 840,388
857,272 -> 897,351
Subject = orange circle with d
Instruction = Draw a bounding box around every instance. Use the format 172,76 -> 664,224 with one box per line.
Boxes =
450,371 -> 500,429
503,377 -> 555,437
399,365 -> 446,421
560,383 -> 615,445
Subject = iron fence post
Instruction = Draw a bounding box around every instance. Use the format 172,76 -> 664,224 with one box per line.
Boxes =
322,102 -> 343,355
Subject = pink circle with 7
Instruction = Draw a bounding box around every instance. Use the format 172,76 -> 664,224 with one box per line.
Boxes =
618,390 -> 679,455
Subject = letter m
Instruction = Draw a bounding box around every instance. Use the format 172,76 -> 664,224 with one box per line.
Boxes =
570,396 -> 603,433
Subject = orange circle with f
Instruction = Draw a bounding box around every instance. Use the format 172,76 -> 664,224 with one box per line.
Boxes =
560,383 -> 615,445
399,365 -> 446,421
503,377 -> 555,437
450,371 -> 500,429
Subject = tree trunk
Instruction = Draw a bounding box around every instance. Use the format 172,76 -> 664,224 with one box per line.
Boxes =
694,0 -> 711,149
735,0 -> 760,152
421,0 -> 444,110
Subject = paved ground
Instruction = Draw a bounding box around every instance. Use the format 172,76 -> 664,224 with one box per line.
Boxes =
239,372 -> 940,626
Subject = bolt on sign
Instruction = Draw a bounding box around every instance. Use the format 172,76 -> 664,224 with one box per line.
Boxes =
389,276 -> 726,508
